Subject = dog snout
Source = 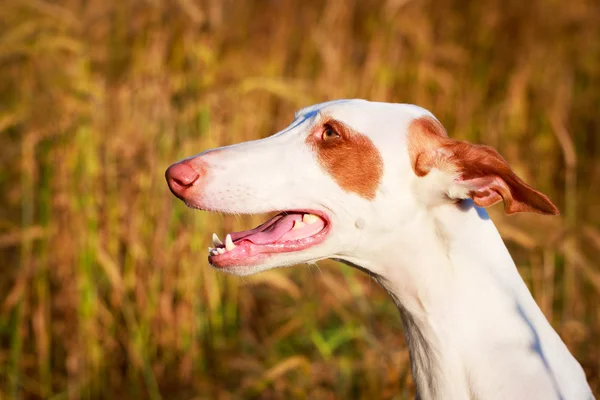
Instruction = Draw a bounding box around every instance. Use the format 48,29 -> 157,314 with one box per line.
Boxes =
165,161 -> 201,200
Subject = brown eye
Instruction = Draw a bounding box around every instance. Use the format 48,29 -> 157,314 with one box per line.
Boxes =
321,125 -> 340,141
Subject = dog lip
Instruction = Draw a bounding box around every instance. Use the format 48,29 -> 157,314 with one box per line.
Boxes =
207,209 -> 331,269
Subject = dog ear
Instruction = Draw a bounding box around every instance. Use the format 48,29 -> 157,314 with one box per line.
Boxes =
408,116 -> 559,215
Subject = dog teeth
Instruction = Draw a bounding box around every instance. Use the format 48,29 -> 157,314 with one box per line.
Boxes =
212,233 -> 223,247
293,220 -> 306,230
209,233 -> 237,256
225,234 -> 236,251
302,214 -> 319,224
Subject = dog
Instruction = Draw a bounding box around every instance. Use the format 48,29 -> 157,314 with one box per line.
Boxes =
166,99 -> 593,399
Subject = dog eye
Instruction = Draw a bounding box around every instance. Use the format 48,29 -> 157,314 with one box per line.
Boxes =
321,125 -> 340,141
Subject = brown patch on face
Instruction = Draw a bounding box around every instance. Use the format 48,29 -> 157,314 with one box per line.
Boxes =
307,119 -> 383,200
407,116 -> 559,215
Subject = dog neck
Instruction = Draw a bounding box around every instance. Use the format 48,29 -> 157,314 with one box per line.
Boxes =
339,201 -> 583,399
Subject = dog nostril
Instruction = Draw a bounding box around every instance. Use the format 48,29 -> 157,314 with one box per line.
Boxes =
165,162 -> 200,190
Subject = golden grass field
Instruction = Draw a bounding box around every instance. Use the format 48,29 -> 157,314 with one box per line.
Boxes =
1,0 -> 599,398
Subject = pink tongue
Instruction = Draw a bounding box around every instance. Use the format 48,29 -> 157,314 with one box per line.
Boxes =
230,213 -> 325,245
235,214 -> 302,245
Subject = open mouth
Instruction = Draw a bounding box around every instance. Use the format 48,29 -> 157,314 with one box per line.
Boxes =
208,211 -> 330,268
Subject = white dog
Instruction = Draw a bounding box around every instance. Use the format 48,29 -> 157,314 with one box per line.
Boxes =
166,100 -> 593,399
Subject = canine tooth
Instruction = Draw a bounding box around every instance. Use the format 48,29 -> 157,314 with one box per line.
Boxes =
225,234 -> 236,251
208,247 -> 214,253
293,220 -> 306,230
302,214 -> 319,224
212,233 -> 223,247
217,248 -> 226,255
210,249 -> 219,256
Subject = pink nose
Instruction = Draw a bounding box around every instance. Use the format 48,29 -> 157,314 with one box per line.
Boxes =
165,161 -> 200,199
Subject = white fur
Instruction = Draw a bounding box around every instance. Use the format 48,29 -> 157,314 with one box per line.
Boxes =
183,100 -> 593,399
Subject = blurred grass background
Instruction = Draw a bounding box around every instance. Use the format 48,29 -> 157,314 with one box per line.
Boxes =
0,0 -> 599,398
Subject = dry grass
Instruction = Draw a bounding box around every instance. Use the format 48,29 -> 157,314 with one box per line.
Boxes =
0,0 -> 599,398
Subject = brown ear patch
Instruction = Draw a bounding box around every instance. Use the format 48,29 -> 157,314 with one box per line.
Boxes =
407,116 -> 451,177
307,119 -> 383,200
450,143 -> 559,215
407,116 -> 559,215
